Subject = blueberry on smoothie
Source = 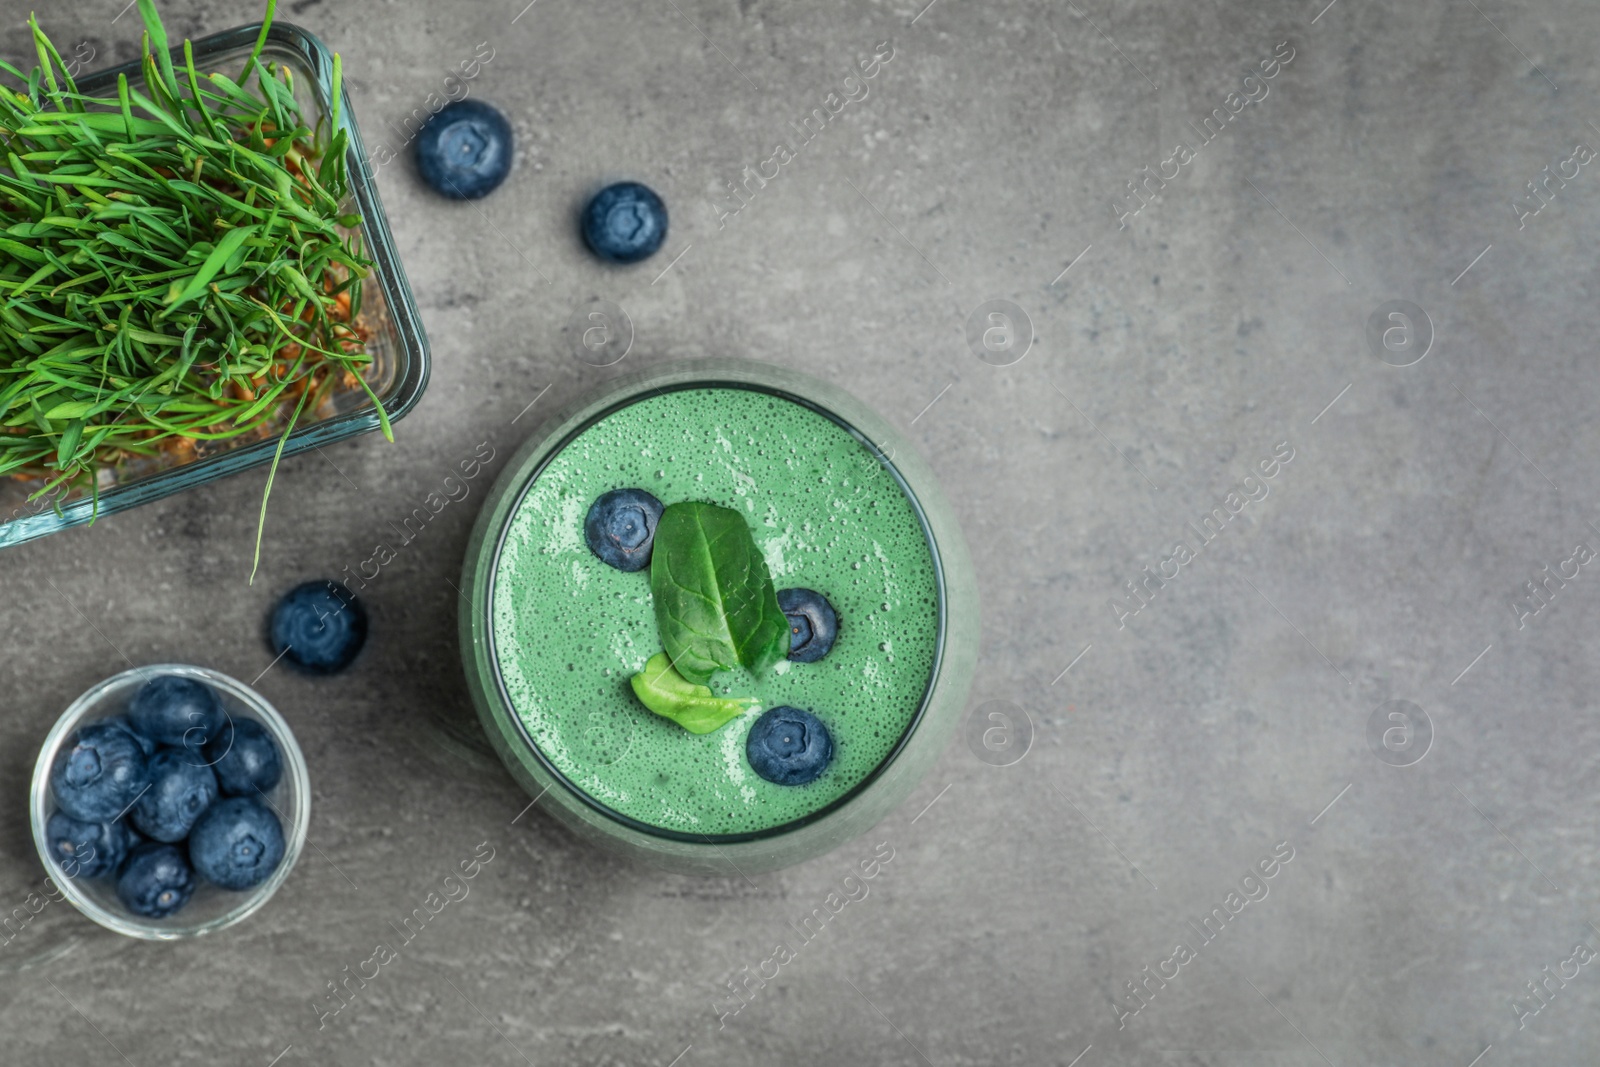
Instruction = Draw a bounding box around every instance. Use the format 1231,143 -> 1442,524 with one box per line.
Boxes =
582,182 -> 668,263
746,707 -> 833,786
117,842 -> 196,919
44,811 -> 133,879
127,675 -> 227,750
50,721 -> 150,822
131,749 -> 219,842
204,718 -> 282,797
415,99 -> 513,200
777,588 -> 838,663
189,797 -> 285,891
270,580 -> 368,675
584,488 -> 664,572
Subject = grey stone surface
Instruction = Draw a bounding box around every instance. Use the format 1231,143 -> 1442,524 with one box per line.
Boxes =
2,0 -> 1599,1063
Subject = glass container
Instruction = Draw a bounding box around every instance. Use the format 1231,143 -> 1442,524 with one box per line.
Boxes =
29,664 -> 311,940
0,20 -> 429,548
460,359 -> 979,875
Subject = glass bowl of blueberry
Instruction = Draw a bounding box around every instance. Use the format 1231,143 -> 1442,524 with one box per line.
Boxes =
29,665 -> 310,940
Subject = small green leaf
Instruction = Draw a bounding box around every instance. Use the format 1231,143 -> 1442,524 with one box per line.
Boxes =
55,417 -> 83,467
0,237 -> 46,264
649,501 -> 790,686
249,382 -> 307,585
164,222 -> 256,309
43,399 -> 95,420
274,262 -> 320,305
629,652 -> 757,735
137,0 -> 182,102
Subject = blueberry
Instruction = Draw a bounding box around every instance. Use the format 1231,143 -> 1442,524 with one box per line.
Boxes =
189,796 -> 285,891
581,182 -> 668,263
44,811 -> 134,880
104,715 -> 156,756
584,488 -> 664,572
777,588 -> 839,663
50,722 -> 150,822
130,749 -> 219,843
127,675 -> 227,750
204,717 -> 282,797
270,580 -> 368,674
745,707 -> 833,786
415,99 -> 513,200
117,843 -> 196,919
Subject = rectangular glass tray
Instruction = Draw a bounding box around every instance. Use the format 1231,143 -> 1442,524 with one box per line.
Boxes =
0,21 -> 429,548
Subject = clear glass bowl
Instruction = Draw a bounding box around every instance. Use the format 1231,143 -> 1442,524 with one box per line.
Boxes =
0,21 -> 429,548
460,359 -> 979,875
29,664 -> 311,940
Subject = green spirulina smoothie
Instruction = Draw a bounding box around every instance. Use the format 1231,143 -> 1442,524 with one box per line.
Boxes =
490,386 -> 941,836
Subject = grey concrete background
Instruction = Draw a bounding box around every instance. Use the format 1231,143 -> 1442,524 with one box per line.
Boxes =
2,0 -> 1598,1063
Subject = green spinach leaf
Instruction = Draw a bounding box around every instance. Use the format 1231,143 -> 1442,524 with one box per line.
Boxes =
630,652 -> 758,734
649,500 -> 790,685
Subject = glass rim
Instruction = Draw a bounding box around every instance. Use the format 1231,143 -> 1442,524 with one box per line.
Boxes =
482,377 -> 951,846
29,664 -> 311,941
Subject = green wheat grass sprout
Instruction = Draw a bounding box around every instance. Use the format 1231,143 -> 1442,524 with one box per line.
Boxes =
0,0 -> 389,578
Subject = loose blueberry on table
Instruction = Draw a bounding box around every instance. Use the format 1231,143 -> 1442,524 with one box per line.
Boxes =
746,706 -> 834,786
585,488 -> 665,572
131,749 -> 219,842
127,674 -> 227,750
189,796 -> 286,891
50,721 -> 150,822
45,811 -> 134,879
205,717 -> 283,796
415,99 -> 513,200
582,182 -> 668,263
270,579 -> 368,675
777,587 -> 839,663
117,842 -> 197,919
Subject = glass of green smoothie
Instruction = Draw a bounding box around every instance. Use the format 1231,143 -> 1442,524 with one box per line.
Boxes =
460,359 -> 977,874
